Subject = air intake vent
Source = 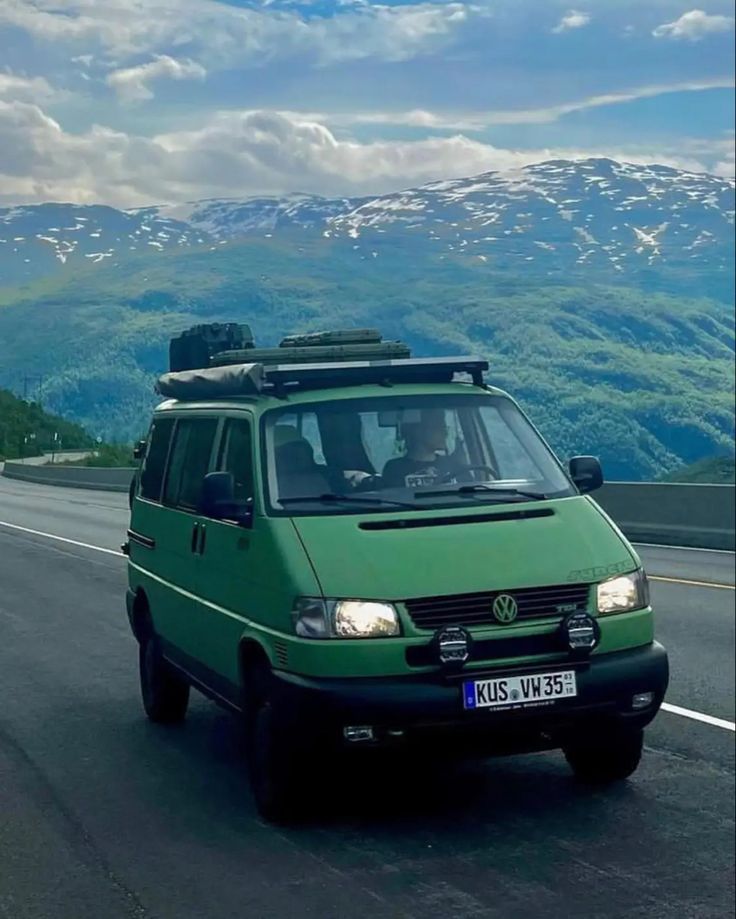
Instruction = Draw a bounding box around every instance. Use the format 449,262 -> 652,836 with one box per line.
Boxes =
273,640 -> 289,668
360,508 -> 553,532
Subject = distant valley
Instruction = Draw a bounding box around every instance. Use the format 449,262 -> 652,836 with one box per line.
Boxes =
0,158 -> 733,480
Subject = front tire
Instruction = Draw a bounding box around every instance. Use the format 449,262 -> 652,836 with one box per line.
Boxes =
139,635 -> 190,723
563,726 -> 644,784
244,666 -> 313,822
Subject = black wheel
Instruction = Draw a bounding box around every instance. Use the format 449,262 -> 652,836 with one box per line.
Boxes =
139,635 -> 190,723
563,726 -> 644,784
244,666 -> 311,822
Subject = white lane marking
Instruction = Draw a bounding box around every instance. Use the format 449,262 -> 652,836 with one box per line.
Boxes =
2,520 -> 735,733
634,542 -> 735,555
0,519 -> 124,557
650,574 -> 734,590
661,702 -> 735,732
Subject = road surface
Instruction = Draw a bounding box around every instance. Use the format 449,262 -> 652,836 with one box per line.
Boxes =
0,473 -> 733,919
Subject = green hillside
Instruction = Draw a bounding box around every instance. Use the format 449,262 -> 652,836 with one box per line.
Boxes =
0,234 -> 733,480
0,388 -> 92,461
661,455 -> 735,484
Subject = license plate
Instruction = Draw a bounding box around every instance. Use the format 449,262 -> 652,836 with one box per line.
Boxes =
463,670 -> 577,711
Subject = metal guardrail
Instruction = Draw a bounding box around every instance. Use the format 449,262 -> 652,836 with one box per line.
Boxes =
594,482 -> 735,551
1,461 -> 133,493
1,463 -> 734,550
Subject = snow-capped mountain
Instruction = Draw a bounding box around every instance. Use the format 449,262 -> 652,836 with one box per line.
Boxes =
0,159 -> 733,291
143,193 -> 371,238
326,159 -> 735,279
0,203 -> 215,286
0,193 -> 371,286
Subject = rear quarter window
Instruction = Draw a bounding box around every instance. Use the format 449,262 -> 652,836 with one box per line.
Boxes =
139,418 -> 174,501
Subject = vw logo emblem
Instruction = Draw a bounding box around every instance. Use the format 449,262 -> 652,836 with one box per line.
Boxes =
492,593 -> 518,624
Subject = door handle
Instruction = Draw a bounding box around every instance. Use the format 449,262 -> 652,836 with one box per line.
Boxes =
190,522 -> 200,554
199,524 -> 207,555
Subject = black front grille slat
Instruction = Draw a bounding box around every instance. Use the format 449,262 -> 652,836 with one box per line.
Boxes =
405,583 -> 591,630
409,593 -> 588,615
408,588 -> 589,610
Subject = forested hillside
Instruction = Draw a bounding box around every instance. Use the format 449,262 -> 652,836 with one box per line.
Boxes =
0,388 -> 92,461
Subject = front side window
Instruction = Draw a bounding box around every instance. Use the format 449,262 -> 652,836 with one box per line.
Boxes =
218,418 -> 254,502
262,393 -> 573,515
163,418 -> 218,511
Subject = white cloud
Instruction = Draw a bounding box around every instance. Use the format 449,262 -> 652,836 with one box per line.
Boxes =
0,102 -> 730,210
653,9 -> 734,41
0,0 -> 472,68
328,78 -> 736,129
677,133 -> 735,177
106,55 -> 206,103
552,9 -> 591,34
0,71 -> 57,102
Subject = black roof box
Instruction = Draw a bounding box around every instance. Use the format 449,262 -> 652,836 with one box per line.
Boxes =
169,323 -> 254,372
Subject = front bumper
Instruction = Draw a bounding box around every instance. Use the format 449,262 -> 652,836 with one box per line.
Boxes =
270,641 -> 669,752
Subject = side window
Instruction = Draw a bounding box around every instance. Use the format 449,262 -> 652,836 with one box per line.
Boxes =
218,419 -> 254,502
163,418 -> 218,511
139,418 -> 174,501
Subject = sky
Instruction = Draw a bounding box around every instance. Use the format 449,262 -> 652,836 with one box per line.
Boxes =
0,0 -> 734,207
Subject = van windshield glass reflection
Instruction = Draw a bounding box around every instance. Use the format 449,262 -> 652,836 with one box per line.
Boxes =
262,394 -> 574,514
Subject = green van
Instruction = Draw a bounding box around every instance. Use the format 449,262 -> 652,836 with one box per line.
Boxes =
125,327 -> 669,820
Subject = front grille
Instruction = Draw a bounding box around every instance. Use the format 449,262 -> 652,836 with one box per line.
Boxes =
404,582 -> 591,631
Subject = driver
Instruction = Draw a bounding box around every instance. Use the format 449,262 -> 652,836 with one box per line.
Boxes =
382,409 -> 457,488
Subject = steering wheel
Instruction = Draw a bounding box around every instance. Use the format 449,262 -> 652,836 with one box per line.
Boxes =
438,464 -> 497,484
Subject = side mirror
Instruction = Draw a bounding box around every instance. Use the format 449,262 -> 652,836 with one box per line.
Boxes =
133,439 -> 147,460
198,472 -> 253,527
569,456 -> 603,494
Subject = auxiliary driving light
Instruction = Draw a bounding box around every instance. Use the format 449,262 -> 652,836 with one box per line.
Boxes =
343,726 -> 375,743
631,692 -> 655,711
562,612 -> 600,655
433,625 -> 472,667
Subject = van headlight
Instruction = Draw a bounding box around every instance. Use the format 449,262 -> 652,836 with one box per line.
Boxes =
334,601 -> 400,637
596,569 -> 649,615
292,598 -> 400,639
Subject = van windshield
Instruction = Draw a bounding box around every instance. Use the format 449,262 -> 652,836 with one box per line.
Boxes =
262,393 -> 575,514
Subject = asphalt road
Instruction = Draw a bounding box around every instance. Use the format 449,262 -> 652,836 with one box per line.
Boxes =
0,474 -> 733,919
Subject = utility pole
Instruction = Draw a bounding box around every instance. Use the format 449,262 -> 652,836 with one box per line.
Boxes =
22,374 -> 45,406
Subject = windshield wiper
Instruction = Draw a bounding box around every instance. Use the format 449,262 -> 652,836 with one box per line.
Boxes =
278,493 -> 418,509
415,485 -> 547,501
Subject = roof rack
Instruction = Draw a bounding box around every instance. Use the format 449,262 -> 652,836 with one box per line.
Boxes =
155,356 -> 488,400
263,356 -> 489,391
160,323 -> 488,398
